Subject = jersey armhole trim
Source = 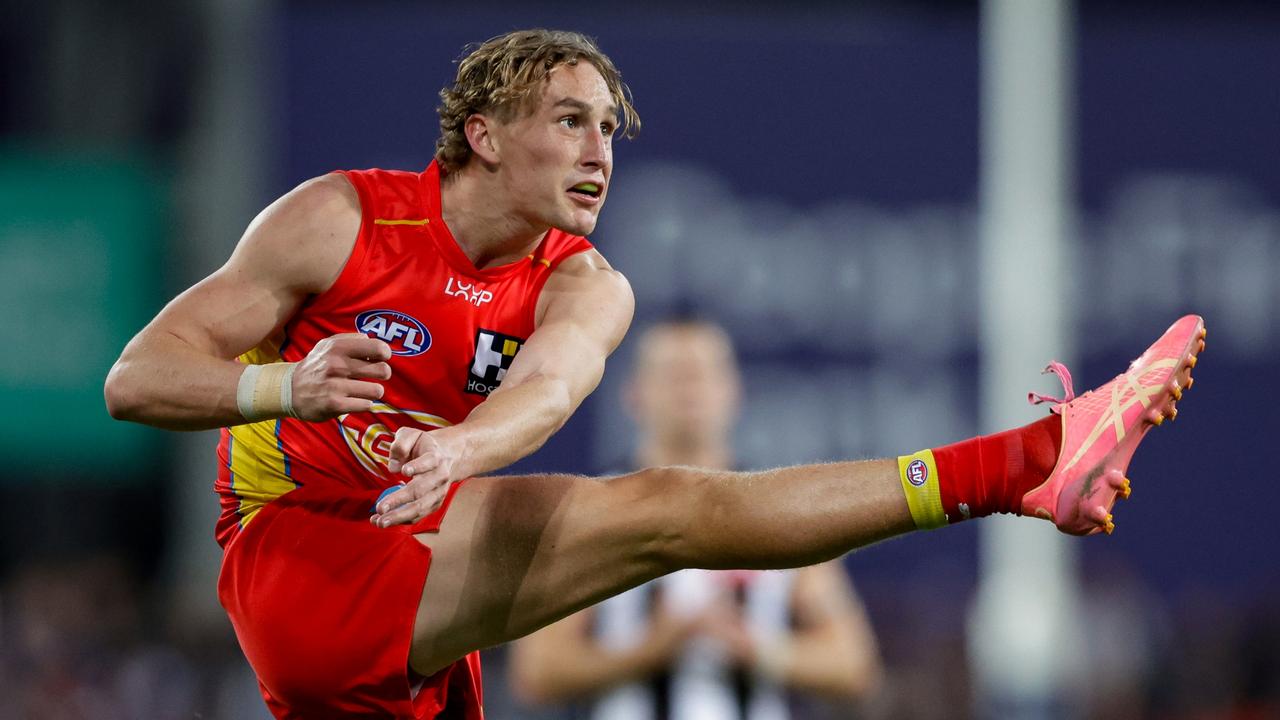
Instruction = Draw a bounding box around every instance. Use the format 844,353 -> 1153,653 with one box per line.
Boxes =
525,240 -> 594,330
313,170 -> 376,308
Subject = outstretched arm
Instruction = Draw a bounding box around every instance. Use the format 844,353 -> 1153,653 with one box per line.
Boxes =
372,249 -> 634,526
510,605 -> 697,705
765,563 -> 883,699
105,174 -> 391,430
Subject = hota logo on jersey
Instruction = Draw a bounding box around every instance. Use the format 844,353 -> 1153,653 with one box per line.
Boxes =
355,309 -> 431,356
466,328 -> 524,396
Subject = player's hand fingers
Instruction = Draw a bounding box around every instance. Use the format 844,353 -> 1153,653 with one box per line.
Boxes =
338,379 -> 385,402
326,396 -> 376,416
331,333 -> 393,361
376,455 -> 442,512
372,471 -> 428,515
372,478 -> 417,515
387,427 -> 421,473
373,472 -> 449,527
316,379 -> 384,416
348,359 -> 392,381
367,482 -> 405,525
401,448 -> 443,478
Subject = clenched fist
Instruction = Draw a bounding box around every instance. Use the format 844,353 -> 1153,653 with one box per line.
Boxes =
290,333 -> 393,421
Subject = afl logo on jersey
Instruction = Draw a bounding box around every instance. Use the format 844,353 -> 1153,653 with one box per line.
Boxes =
356,309 -> 431,356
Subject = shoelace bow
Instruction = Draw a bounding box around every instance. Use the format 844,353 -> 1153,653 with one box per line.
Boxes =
1027,360 -> 1076,413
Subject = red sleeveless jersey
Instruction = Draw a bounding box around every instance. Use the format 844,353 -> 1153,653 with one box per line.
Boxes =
214,162 -> 593,547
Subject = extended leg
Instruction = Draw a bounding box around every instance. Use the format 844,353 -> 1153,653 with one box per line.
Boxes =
408,459 -> 912,675
409,314 -> 1206,675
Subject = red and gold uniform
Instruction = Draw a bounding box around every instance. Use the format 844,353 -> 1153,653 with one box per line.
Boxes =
215,162 -> 592,719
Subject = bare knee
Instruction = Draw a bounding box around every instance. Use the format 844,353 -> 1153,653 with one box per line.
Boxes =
483,466 -> 711,620
412,471 -> 698,669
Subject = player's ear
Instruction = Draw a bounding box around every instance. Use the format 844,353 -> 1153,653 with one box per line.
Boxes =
465,114 -> 501,166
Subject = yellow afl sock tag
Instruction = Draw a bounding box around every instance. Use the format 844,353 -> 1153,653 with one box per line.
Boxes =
897,449 -> 947,530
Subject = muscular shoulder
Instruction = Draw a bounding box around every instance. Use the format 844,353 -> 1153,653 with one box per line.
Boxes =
544,249 -> 632,302
535,249 -> 634,327
228,173 -> 362,295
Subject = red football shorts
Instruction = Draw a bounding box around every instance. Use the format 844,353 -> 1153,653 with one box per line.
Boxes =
217,481 -> 483,719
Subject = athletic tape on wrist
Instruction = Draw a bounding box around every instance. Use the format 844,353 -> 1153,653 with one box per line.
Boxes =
277,364 -> 297,418
897,449 -> 947,530
236,362 -> 299,422
236,364 -> 263,420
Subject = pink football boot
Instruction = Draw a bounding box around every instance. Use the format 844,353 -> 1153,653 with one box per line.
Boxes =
1021,315 -> 1206,535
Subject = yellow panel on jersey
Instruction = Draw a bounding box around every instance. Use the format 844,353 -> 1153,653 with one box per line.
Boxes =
228,419 -> 296,527
228,343 -> 297,528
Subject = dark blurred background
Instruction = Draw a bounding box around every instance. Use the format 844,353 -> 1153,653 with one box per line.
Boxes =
1,1 -> 1276,718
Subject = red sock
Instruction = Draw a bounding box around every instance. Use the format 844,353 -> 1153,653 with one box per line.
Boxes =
931,414 -> 1062,522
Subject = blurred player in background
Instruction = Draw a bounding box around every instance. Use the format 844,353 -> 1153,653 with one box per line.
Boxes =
511,320 -> 882,719
105,26 -> 1205,720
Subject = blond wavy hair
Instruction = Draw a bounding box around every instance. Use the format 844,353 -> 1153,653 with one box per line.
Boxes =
435,29 -> 640,174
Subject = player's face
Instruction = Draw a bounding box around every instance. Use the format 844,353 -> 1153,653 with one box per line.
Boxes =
492,62 -> 617,236
631,326 -> 741,445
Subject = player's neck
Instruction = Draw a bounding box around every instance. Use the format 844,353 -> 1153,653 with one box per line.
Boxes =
635,438 -> 734,471
439,170 -> 547,270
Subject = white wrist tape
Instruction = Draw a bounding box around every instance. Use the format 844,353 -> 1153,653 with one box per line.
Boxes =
236,362 -> 299,422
